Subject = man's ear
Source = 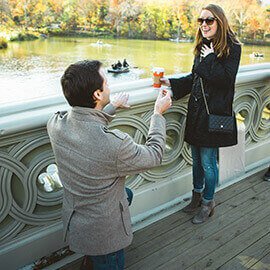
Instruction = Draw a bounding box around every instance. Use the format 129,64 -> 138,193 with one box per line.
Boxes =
93,89 -> 102,101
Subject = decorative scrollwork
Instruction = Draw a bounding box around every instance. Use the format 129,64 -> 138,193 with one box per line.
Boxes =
109,103 -> 190,188
234,83 -> 270,145
0,132 -> 62,244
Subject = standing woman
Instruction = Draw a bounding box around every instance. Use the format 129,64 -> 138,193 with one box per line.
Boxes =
161,4 -> 241,224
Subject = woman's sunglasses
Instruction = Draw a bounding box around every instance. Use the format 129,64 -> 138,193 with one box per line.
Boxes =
197,17 -> 216,26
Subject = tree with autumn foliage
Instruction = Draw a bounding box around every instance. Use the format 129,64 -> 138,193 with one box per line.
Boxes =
0,0 -> 269,42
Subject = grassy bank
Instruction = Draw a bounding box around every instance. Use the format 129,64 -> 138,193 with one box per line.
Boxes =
0,37 -> 8,49
10,31 -> 39,41
0,27 -> 40,42
1,27 -> 270,45
48,29 -> 114,38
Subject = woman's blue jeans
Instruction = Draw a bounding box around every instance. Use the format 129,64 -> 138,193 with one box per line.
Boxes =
191,145 -> 218,202
87,187 -> 133,270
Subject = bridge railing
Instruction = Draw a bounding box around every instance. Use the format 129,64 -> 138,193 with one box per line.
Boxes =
0,63 -> 269,269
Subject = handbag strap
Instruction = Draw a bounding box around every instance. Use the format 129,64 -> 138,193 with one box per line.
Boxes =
199,77 -> 210,115
199,56 -> 233,116
199,56 -> 210,115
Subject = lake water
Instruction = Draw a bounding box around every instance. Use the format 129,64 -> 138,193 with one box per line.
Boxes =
0,37 -> 269,104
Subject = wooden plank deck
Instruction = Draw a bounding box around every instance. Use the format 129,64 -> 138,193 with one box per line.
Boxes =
61,170 -> 270,270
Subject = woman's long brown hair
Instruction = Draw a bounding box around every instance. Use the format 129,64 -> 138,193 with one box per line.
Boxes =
194,4 -> 240,58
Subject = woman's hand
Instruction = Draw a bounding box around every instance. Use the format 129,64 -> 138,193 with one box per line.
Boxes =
160,77 -> 171,87
201,42 -> 214,58
111,92 -> 130,109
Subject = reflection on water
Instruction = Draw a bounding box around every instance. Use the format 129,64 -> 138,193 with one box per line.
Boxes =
0,37 -> 269,104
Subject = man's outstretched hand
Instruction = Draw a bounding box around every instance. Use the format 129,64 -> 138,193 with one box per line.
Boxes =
111,92 -> 130,109
154,90 -> 172,115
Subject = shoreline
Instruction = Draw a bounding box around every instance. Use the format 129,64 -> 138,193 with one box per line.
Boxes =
1,29 -> 270,46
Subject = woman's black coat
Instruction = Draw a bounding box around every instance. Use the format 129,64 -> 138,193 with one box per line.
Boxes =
169,41 -> 241,148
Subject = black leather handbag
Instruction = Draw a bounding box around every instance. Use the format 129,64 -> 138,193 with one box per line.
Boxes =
200,78 -> 234,134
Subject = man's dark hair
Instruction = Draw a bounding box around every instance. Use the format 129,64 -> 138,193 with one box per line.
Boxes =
61,60 -> 103,108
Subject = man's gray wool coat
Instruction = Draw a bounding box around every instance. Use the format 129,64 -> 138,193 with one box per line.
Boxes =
47,106 -> 166,255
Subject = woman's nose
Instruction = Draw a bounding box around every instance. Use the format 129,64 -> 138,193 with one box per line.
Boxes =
202,20 -> 208,26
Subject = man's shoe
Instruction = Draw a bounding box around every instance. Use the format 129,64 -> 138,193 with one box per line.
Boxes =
264,167 -> 270,181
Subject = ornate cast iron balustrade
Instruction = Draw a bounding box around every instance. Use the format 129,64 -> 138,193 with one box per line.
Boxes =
0,63 -> 269,269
